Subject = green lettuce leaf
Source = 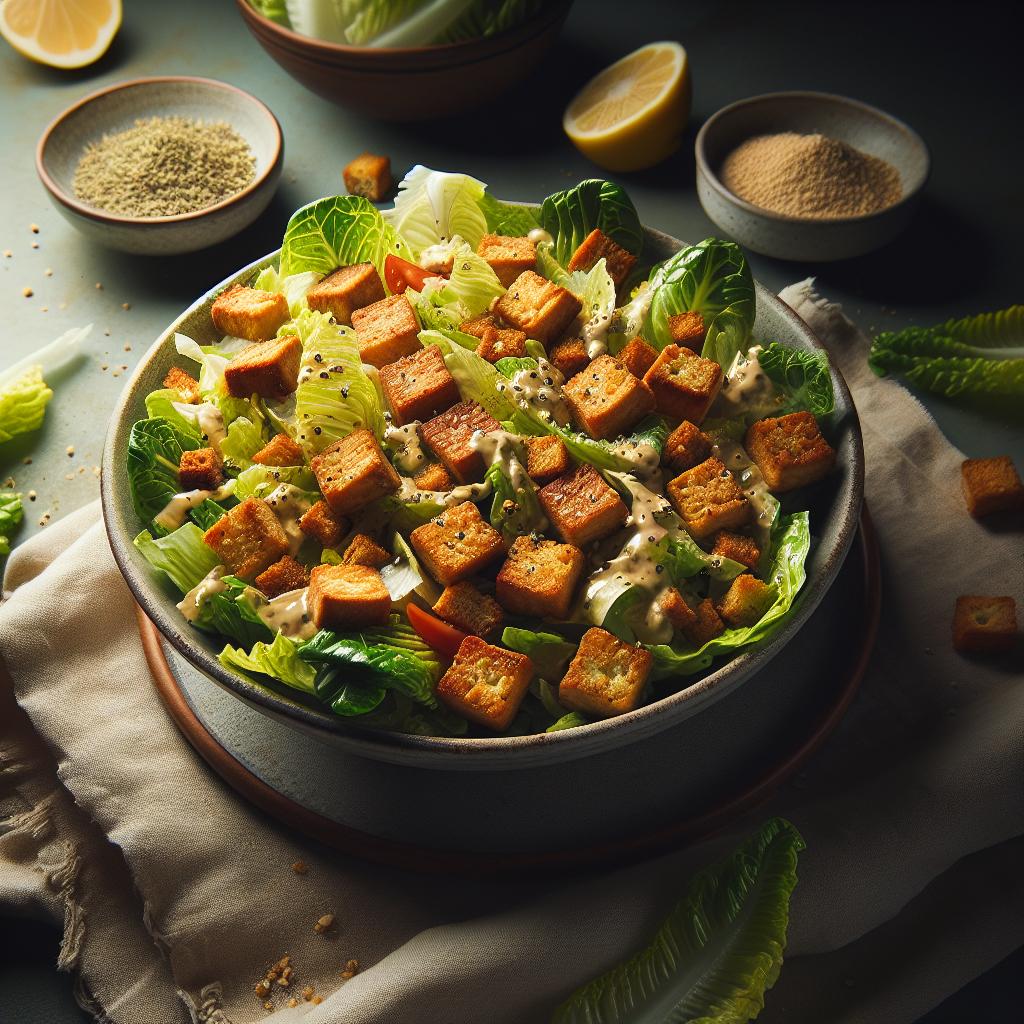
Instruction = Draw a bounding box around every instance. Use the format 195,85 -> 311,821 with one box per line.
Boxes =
486,459 -> 545,542
501,626 -> 576,678
133,524 -> 220,594
220,632 -> 316,693
758,343 -> 835,417
0,491 -> 24,558
436,0 -> 545,42
552,414 -> 668,475
383,166 -> 489,254
233,463 -> 317,502
142,389 -> 205,441
478,191 -> 541,236
343,0 -> 428,44
540,180 -> 643,268
247,0 -> 290,25
179,571 -> 275,648
219,414 -> 269,470
252,265 -> 322,316
552,817 -> 804,1024
547,711 -> 589,732
127,418 -> 204,532
188,498 -> 229,531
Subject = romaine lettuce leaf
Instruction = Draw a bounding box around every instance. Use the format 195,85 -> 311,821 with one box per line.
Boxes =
552,817 -> 804,1023
143,389 -> 205,441
133,524 -> 220,594
486,459 -> 545,542
219,414 -> 269,470
383,166 -> 488,255
252,265 -> 322,316
220,631 -> 316,692
478,191 -> 540,237
425,246 -> 505,317
758,342 -> 835,417
343,0 -> 428,43
126,418 -> 205,532
501,626 -> 576,678
546,711 -> 588,732
174,333 -> 232,396
233,463 -> 317,502
179,571 -> 275,648
188,498 -> 229,531
0,491 -> 24,558
540,180 -> 643,268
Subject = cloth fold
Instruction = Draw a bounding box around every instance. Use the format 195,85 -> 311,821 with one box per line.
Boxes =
1,282 -> 1021,1024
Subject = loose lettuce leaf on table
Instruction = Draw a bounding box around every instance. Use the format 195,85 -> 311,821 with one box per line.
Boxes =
127,417 -> 205,532
540,179 -> 644,268
383,166 -> 489,255
0,491 -> 24,557
133,524 -> 221,594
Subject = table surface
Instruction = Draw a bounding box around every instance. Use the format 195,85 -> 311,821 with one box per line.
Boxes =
0,0 -> 1020,1019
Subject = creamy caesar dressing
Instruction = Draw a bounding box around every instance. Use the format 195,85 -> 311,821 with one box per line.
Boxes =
177,565 -> 228,622
581,311 -> 612,359
418,241 -> 456,276
469,429 -> 528,490
527,227 -> 554,246
263,483 -> 312,555
504,358 -> 571,427
385,421 -> 428,473
397,475 -> 492,508
712,439 -> 776,552
609,439 -> 663,490
154,479 -> 236,532
714,345 -> 782,417
256,587 -> 316,640
172,401 -> 226,450
609,281 -> 653,340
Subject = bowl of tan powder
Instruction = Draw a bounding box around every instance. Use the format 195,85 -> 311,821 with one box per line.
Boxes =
696,91 -> 929,261
37,76 -> 283,256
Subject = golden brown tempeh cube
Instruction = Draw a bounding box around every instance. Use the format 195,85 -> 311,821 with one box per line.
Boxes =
495,534 -> 584,620
476,233 -> 537,288
717,573 -> 774,627
952,596 -> 1018,654
163,366 -> 200,403
410,501 -> 505,585
419,401 -> 501,484
203,497 -> 290,580
563,354 -> 656,440
351,294 -> 422,369
223,335 -> 302,401
433,582 -> 505,638
712,531 -> 761,570
306,263 -> 386,326
252,433 -> 304,467
667,457 -> 750,538
342,533 -> 391,568
494,270 -> 582,343
558,627 -> 653,718
539,464 -> 628,548
548,336 -> 590,378
745,412 -> 835,492
960,456 -> 1024,519
254,555 -> 310,599
618,337 -> 659,379
211,284 -> 289,343
298,500 -> 349,549
643,344 -> 722,424
663,419 -> 712,472
178,447 -> 223,491
566,228 -> 637,287
342,152 -> 393,201
378,344 -> 461,426
667,310 -> 707,350
307,563 -> 392,630
684,598 -> 725,646
414,462 -> 455,493
458,313 -> 497,339
310,428 -> 401,515
476,324 -> 527,363
524,434 -> 570,485
436,635 -> 534,731
659,587 -> 697,632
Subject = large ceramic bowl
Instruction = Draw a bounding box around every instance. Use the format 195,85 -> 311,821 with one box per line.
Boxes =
102,220 -> 864,781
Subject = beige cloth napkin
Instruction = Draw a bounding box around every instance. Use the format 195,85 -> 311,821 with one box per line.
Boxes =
2,281 -> 1022,1024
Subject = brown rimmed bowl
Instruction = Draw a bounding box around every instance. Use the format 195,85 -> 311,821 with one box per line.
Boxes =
234,0 -> 574,121
37,76 -> 284,256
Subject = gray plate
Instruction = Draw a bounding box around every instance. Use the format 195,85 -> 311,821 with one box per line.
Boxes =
101,223 -> 864,771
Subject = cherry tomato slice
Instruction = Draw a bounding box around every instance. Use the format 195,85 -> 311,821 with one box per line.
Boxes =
406,602 -> 468,660
385,253 -> 446,294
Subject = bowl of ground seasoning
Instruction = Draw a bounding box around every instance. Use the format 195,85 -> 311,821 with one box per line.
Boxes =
696,91 -> 929,261
37,76 -> 283,255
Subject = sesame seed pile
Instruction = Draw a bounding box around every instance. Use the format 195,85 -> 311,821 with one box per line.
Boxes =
72,116 -> 256,218
720,132 -> 902,220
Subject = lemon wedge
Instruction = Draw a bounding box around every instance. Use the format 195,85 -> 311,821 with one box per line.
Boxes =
563,41 -> 692,172
0,0 -> 121,69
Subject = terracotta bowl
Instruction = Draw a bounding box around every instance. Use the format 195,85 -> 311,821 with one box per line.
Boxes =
234,0 -> 574,121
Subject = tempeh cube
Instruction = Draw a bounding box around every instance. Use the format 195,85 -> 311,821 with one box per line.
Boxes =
306,263 -> 386,326
203,497 -> 290,580
307,563 -> 392,629
476,233 -> 537,288
558,627 -> 653,718
351,294 -> 422,368
436,635 -> 533,731
562,354 -> 656,440
378,345 -> 460,426
663,419 -> 712,472
409,501 -> 505,585
494,270 -> 582,343
745,412 -> 835,492
539,464 -> 628,548
211,285 -> 289,342
643,344 -> 722,423
223,335 -> 302,400
618,337 -> 659,379
717,573 -> 774,627
419,401 -> 501,484
178,447 -> 223,491
298,500 -> 349,549
524,434 -> 570,485
254,555 -> 310,598
667,457 -> 750,538
433,582 -> 505,638
310,428 -> 401,515
495,534 -> 584,620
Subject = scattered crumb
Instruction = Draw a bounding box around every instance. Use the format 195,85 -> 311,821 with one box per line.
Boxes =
263,1002 -> 273,1011
65,472 -> 74,480
314,913 -> 335,934
340,958 -> 360,980
111,370 -> 120,377
100,363 -> 109,371
311,996 -> 323,1005
291,860 -> 308,875
287,998 -> 298,1008
77,465 -> 86,475
3,249 -> 11,257
30,223 -> 39,233
31,241 -> 39,249
66,445 -> 75,457
2,477 -> 14,488
254,981 -> 270,998
301,985 -> 315,1001
119,363 -> 128,370
38,510 -> 51,526
22,286 -> 33,297
124,343 -> 132,351
22,457 -> 32,465
40,306 -> 48,313
122,302 -> 131,310
44,268 -> 53,276
103,329 -> 111,336
27,490 -> 37,501
92,465 -> 100,477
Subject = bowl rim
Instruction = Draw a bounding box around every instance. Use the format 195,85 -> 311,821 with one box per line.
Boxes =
36,75 -> 284,228
101,222 -> 864,764
234,0 -> 572,60
695,89 -> 931,227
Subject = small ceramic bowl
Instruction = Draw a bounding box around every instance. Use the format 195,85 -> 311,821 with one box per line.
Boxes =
235,0 -> 573,121
37,76 -> 284,256
696,91 -> 930,261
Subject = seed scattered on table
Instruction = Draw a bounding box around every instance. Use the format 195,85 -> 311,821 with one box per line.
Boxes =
22,287 -> 33,297
31,241 -> 39,249
122,302 -> 131,310
314,913 -> 335,933
3,249 -> 11,257
27,490 -> 37,501
66,445 -> 75,457
30,224 -> 39,233
291,860 -> 308,875
44,268 -> 53,276
96,282 -> 103,290
123,343 -> 132,352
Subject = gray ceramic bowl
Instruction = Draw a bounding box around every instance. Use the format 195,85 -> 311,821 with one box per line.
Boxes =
37,76 -> 283,256
696,91 -> 930,261
101,222 -> 864,771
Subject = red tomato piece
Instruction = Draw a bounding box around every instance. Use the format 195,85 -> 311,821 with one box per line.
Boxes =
385,253 -> 446,294
406,602 -> 468,660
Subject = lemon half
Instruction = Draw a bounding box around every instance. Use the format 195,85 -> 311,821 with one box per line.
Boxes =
0,0 -> 121,69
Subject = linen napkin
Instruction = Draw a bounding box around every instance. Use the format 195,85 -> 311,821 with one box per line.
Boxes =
1,282 -> 1021,1024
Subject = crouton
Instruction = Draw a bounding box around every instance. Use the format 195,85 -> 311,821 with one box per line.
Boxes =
659,587 -> 697,632
178,447 -> 223,491
342,152 -> 393,202
712,531 -> 761,570
306,263 -> 386,326
539,464 -> 628,548
298,500 -> 349,549
566,228 -> 637,287
436,635 -> 533,731
961,456 -> 1024,519
663,419 -> 712,472
643,344 -> 722,423
163,366 -> 200,403
684,598 -> 725,646
476,234 -> 537,288
414,462 -> 455,493
524,434 -> 569,485
252,433 -> 304,467
211,284 -> 289,342
717,574 -> 774,627
667,311 -> 707,350
952,595 -> 1018,654
410,501 -> 505,585
667,457 -> 750,538
477,325 -> 528,363
351,294 -> 422,368
547,336 -> 590,378
562,354 -> 656,441
307,563 -> 392,630
494,270 -> 582,343
745,412 -> 835,492
495,534 -> 584,620
223,335 -> 302,401
203,497 -> 290,580
618,337 -> 659,379
379,344 -> 460,426
433,582 -> 505,638
310,428 -> 401,515
558,627 -> 652,718
458,313 -> 497,339
254,555 -> 310,598
342,533 -> 391,568
419,401 -> 501,484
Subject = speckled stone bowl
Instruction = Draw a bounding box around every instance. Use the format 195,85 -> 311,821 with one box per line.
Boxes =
37,77 -> 283,256
696,91 -> 930,261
